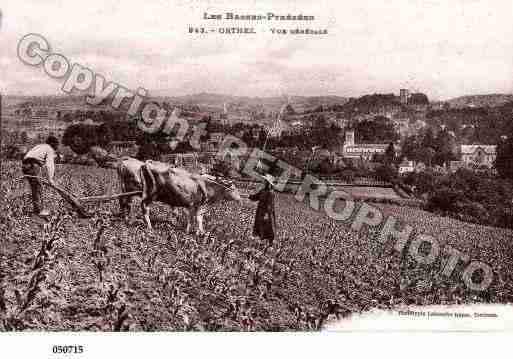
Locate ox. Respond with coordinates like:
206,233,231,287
116,158,242,234
116,157,145,218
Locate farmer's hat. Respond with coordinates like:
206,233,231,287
46,135,60,149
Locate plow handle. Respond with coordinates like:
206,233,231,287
22,175,91,218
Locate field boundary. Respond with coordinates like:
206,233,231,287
232,176,392,188
232,177,425,208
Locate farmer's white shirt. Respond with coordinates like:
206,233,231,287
24,144,56,167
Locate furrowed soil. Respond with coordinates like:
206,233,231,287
1,161,513,330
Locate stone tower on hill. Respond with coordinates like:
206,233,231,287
400,89,410,104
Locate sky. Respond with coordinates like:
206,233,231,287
1,0,512,100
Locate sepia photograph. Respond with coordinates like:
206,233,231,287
1,0,512,357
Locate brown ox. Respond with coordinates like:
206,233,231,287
117,158,242,234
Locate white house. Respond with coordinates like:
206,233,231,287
460,145,497,168
398,159,415,174
342,130,388,161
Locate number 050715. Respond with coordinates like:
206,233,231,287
52,345,84,354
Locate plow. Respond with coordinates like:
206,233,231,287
22,175,141,218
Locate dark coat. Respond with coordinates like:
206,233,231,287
248,184,276,242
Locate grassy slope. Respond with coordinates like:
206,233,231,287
1,162,512,330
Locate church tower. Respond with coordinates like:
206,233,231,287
345,130,355,146
400,89,410,104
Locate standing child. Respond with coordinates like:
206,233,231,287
248,174,277,247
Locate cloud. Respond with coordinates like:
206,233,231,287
2,0,513,99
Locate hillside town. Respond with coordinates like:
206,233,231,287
2,89,505,173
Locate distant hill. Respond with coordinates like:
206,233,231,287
3,93,349,113
2,95,88,108
445,94,513,109
153,92,349,112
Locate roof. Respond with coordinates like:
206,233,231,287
344,144,388,149
110,141,137,145
399,159,414,167
461,145,497,155
315,149,332,157
209,133,225,141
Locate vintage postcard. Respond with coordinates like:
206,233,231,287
1,0,512,356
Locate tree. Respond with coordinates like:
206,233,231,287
174,140,196,153
400,135,420,162
74,110,84,121
210,159,232,177
312,114,328,129
257,129,267,148
96,123,113,146
354,117,399,144
421,127,436,149
108,119,139,142
374,164,398,183
424,147,436,167
136,133,164,160
200,117,212,142
384,142,396,164
408,93,429,105
434,129,457,166
417,127,438,166
20,131,29,144
285,104,296,115
325,123,343,148
85,110,95,120
495,135,513,180
63,123,101,154
242,130,254,147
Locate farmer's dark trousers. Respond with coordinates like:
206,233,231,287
22,159,42,214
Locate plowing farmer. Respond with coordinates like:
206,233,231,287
249,174,277,247
22,135,60,217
